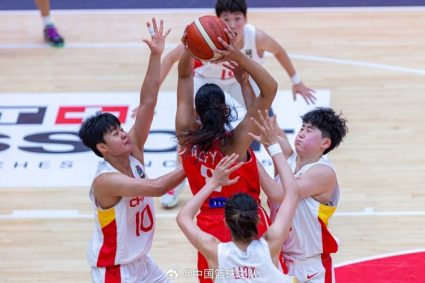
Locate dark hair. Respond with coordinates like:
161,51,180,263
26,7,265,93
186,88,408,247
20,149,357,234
182,83,237,151
215,0,247,17
225,193,259,243
301,107,348,155
78,112,121,157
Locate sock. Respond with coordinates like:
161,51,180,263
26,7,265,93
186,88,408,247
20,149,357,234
42,16,52,28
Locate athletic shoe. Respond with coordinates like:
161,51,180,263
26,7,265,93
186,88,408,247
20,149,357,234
44,24,64,47
160,180,186,209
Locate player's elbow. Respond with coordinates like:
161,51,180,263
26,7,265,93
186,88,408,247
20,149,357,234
269,78,278,94
268,191,284,204
261,78,277,98
176,211,187,231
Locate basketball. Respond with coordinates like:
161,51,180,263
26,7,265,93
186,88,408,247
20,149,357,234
186,15,230,61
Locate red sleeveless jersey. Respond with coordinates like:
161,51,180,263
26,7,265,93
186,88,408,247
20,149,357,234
181,142,262,212
180,141,270,241
181,141,271,282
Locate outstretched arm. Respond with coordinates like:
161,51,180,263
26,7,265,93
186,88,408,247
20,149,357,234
129,18,170,158
249,110,299,259
177,154,243,268
175,48,199,144
215,29,278,158
256,28,316,105
257,161,284,204
131,43,184,119
93,166,186,209
160,43,185,85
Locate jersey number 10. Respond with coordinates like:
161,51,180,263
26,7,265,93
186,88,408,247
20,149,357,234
135,205,154,236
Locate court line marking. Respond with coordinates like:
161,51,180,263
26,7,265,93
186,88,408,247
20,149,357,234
1,6,425,15
334,248,425,267
1,209,425,219
291,53,425,75
0,42,423,75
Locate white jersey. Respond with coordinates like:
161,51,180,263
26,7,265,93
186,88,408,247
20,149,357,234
87,155,155,267
276,153,340,260
193,23,263,107
216,238,295,283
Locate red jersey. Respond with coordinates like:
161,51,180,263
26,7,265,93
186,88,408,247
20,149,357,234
181,142,262,212
181,141,271,283
180,141,269,240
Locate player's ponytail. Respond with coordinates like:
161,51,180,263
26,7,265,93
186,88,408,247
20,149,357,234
183,83,237,151
225,193,259,243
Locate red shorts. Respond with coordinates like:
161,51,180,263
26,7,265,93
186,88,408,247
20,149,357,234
196,206,270,283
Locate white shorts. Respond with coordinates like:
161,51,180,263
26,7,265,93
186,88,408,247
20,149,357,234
284,254,335,283
91,255,169,283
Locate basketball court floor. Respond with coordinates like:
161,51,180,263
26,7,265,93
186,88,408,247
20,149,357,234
0,4,424,283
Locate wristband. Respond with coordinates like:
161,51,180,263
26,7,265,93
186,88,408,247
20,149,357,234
290,73,301,85
267,143,282,157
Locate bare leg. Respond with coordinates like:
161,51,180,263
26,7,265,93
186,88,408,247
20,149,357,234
34,0,50,17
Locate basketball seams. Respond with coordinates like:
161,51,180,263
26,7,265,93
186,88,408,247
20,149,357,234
187,15,229,61
194,18,222,59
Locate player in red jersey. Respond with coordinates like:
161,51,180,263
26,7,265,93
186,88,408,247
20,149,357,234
176,28,280,283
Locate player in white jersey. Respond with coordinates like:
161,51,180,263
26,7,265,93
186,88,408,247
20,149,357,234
176,115,301,283
254,108,348,283
78,19,186,283
160,0,316,209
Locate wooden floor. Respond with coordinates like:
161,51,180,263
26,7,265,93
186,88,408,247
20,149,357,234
1,7,425,283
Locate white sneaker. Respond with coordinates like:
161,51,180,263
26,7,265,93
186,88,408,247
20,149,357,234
160,179,186,209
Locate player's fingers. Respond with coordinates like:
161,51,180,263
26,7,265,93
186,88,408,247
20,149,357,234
248,132,261,142
302,94,310,105
271,115,278,127
223,28,236,39
228,161,243,173
222,153,238,168
264,112,275,130
216,155,229,168
224,167,239,179
219,155,232,168
158,19,163,34
217,37,230,48
222,62,235,71
164,28,171,37
142,39,152,47
227,176,240,185
257,110,268,127
152,18,158,33
147,23,156,37
250,117,266,132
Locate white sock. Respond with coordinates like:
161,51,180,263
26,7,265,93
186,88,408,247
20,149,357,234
42,16,52,27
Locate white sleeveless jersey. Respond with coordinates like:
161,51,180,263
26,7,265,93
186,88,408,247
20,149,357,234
87,155,155,267
194,23,263,81
216,238,295,283
193,24,263,108
276,153,340,260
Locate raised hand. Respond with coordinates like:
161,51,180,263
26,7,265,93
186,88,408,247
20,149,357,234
292,82,316,105
248,110,280,146
213,28,242,63
208,153,243,187
143,18,171,55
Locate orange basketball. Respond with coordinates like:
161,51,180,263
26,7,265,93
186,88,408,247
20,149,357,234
186,15,230,61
